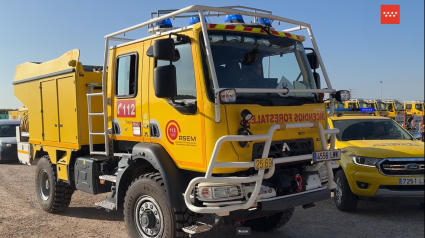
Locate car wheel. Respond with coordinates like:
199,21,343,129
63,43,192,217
124,172,196,238
35,155,74,213
334,170,358,212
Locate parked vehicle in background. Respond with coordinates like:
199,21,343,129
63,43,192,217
0,119,21,163
327,108,424,211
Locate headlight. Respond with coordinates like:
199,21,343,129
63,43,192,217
0,142,12,147
352,156,381,167
219,89,236,103
196,183,243,201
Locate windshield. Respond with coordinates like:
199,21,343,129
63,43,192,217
326,102,345,109
376,101,387,111
0,125,17,137
395,102,404,111
332,119,413,141
358,102,373,108
415,103,423,111
202,31,317,101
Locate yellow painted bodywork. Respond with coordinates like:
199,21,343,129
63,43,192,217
385,102,404,119
404,102,424,116
13,22,329,181
328,115,424,197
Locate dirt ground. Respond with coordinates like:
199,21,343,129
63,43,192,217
0,163,423,238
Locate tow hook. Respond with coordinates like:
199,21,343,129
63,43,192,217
295,174,303,192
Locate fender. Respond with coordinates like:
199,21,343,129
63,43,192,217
115,143,197,209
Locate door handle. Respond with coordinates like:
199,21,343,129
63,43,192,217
55,124,57,127
60,124,63,127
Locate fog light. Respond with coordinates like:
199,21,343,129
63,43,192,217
356,181,368,189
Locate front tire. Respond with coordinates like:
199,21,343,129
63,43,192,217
124,172,196,238
35,155,74,213
334,170,358,212
240,208,294,232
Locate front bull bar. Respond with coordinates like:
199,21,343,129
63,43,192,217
183,121,340,214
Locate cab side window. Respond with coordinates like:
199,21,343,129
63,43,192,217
156,44,197,100
115,53,138,97
406,104,412,109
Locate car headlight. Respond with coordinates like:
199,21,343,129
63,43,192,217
352,156,381,167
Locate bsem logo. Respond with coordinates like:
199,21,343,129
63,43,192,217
165,120,196,146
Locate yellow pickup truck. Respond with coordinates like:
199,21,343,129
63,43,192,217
327,109,424,211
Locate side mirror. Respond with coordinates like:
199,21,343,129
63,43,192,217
334,90,351,103
306,52,319,69
154,65,177,98
153,38,175,61
313,72,321,89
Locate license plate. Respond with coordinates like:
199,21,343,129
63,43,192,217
312,150,341,163
254,158,273,170
399,178,425,185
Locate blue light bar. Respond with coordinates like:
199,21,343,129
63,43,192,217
224,14,245,24
257,17,272,26
360,108,376,112
154,18,173,28
189,16,207,25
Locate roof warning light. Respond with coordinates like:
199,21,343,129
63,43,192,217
256,17,272,26
189,16,207,25
224,14,245,24
154,18,173,28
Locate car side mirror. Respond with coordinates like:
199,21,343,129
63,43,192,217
306,51,319,69
313,72,321,89
154,65,177,98
334,90,351,103
152,38,175,61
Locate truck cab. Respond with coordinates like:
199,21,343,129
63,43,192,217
383,99,404,120
13,6,349,237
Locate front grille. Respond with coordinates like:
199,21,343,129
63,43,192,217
378,158,424,176
252,139,314,160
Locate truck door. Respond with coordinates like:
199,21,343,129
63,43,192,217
111,50,143,142
149,31,206,170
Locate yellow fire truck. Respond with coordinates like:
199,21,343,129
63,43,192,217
13,6,348,237
383,99,404,120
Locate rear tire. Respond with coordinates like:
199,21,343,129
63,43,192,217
35,155,74,213
240,208,294,232
334,170,358,212
123,172,196,238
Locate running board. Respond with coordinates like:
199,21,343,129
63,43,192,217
95,197,116,211
99,175,117,183
182,222,213,235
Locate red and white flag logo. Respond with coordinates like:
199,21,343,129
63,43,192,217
381,5,400,24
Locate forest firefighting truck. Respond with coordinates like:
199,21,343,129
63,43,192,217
12,5,349,238
383,99,404,122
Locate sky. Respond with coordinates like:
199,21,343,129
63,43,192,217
0,0,423,108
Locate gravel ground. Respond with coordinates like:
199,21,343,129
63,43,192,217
0,163,423,238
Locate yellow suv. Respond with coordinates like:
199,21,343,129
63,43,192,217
327,110,424,211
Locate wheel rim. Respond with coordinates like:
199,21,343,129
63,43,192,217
134,195,164,238
38,169,50,201
335,177,342,205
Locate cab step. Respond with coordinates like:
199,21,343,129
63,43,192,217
99,175,117,183
182,222,213,235
95,197,116,211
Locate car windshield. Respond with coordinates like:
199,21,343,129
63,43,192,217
415,103,423,111
326,102,345,109
201,31,317,102
0,125,18,137
358,102,374,108
395,102,404,111
376,101,387,111
332,119,413,141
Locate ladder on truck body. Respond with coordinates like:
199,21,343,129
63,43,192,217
86,83,109,156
